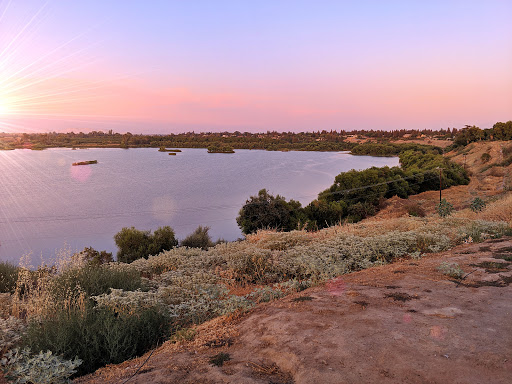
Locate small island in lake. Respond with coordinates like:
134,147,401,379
72,160,98,166
158,147,182,153
207,144,235,154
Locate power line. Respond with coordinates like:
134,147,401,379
0,168,443,225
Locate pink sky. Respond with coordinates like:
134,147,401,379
1,1,511,133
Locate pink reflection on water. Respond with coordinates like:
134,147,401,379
326,277,345,296
70,165,92,182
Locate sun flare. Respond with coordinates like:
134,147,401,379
0,97,9,116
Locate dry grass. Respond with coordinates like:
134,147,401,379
478,193,512,225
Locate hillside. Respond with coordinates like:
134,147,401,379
376,141,512,218
76,236,512,384
73,141,512,384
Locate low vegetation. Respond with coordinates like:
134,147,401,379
1,194,510,379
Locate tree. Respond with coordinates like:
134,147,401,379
148,226,179,255
236,189,304,234
304,199,347,229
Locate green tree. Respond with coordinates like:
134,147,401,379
236,189,304,234
304,199,347,229
148,226,178,255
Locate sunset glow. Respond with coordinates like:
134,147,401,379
1,1,511,133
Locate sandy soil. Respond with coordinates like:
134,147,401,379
76,237,512,384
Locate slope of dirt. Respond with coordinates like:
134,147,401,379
375,141,512,219
76,237,512,384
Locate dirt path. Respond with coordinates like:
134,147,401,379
77,237,512,384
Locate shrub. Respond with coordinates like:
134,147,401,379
470,197,486,212
437,199,454,217
114,226,178,263
480,152,491,163
1,348,82,384
181,226,213,250
23,305,169,376
0,262,19,293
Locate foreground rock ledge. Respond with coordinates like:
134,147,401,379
76,237,512,384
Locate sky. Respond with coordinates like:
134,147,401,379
0,0,511,134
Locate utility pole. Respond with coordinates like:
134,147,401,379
437,167,444,202
463,154,467,170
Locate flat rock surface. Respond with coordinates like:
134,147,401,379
77,238,512,384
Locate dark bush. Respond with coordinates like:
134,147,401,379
114,226,178,263
23,305,170,376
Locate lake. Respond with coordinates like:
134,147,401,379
0,148,399,264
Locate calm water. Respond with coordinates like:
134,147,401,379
0,148,398,263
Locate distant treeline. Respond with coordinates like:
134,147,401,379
237,147,469,232
451,121,512,147
0,127,456,151
1,120,509,154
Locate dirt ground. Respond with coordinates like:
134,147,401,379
76,237,512,384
